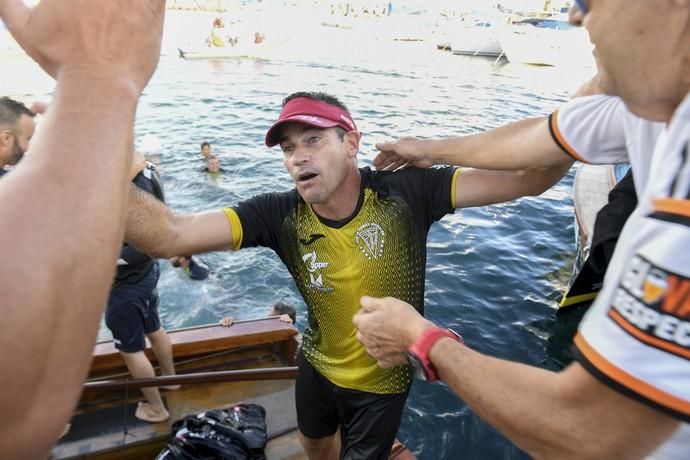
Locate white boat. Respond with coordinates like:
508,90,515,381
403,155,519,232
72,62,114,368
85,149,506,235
560,164,632,310
450,24,503,57
497,18,595,67
178,38,289,60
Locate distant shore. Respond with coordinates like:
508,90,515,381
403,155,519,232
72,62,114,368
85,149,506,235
167,0,229,12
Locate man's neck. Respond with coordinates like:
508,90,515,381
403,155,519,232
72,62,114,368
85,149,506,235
311,168,361,221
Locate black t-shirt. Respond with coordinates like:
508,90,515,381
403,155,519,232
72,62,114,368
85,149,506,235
115,164,165,286
229,166,457,393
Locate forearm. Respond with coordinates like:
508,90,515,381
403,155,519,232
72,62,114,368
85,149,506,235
431,340,677,459
455,162,573,208
430,117,571,170
125,188,235,258
0,75,138,455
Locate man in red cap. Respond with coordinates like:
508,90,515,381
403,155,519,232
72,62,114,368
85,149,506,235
124,91,568,459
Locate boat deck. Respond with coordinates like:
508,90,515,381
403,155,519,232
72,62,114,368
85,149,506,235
52,319,305,459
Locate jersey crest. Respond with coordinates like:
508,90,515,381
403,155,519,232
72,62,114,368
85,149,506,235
355,223,385,260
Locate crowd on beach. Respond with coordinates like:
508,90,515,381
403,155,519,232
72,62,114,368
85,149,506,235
0,0,688,459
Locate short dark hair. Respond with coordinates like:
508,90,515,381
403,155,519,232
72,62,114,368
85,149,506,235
282,92,350,114
0,97,34,130
200,141,211,150
271,302,297,324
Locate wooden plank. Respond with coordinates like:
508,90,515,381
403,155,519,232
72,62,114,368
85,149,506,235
90,318,298,374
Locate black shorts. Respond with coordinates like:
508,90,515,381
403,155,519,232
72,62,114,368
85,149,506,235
105,265,161,353
295,352,409,460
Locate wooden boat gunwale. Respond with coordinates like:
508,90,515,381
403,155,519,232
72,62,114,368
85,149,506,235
54,317,302,459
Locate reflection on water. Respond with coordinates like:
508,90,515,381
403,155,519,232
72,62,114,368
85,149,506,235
4,9,597,459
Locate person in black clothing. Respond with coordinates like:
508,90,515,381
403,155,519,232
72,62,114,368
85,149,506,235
204,154,225,174
106,160,178,423
124,92,568,459
169,255,210,280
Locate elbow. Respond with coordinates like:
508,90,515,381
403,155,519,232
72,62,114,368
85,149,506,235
152,245,179,259
513,169,550,197
521,164,570,197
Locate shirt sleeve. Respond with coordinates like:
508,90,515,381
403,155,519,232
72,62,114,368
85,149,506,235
549,95,629,164
380,166,458,229
223,191,297,252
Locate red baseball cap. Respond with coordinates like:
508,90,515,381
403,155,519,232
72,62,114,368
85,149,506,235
265,97,359,147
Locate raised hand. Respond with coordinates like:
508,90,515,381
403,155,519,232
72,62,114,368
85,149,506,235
353,296,434,368
373,137,436,171
0,0,165,94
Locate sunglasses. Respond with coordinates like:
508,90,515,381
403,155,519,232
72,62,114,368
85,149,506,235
574,0,589,14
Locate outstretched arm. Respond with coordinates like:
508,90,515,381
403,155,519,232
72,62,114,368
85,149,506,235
374,117,572,171
125,185,236,258
0,0,164,458
452,162,573,209
353,298,679,459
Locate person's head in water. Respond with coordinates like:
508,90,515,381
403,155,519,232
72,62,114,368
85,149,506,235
265,92,361,210
206,155,221,173
170,255,191,269
200,141,212,159
0,97,35,168
269,302,296,324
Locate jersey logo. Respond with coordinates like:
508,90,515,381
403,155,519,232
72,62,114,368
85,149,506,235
299,233,326,246
302,251,333,292
608,254,690,360
355,223,385,260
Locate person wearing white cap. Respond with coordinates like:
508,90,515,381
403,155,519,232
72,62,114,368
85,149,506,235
138,133,164,166
122,91,569,459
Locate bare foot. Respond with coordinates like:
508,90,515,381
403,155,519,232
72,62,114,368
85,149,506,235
135,401,169,423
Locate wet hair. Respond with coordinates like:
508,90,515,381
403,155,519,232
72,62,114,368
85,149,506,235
200,141,211,150
171,255,192,268
0,97,34,130
271,302,297,324
282,92,350,114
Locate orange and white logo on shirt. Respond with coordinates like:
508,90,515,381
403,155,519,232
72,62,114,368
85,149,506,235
609,255,690,359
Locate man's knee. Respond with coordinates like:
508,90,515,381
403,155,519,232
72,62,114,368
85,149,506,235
145,327,165,342
298,431,339,460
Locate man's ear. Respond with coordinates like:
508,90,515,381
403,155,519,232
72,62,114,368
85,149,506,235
0,129,12,148
345,130,361,158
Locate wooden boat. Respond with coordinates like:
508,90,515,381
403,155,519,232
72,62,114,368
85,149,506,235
52,317,415,459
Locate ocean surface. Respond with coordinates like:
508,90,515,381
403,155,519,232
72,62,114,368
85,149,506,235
3,7,597,459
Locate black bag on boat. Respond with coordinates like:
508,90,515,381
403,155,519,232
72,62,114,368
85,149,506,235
156,403,268,460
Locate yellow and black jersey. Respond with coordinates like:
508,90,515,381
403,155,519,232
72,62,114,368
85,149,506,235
224,166,459,394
